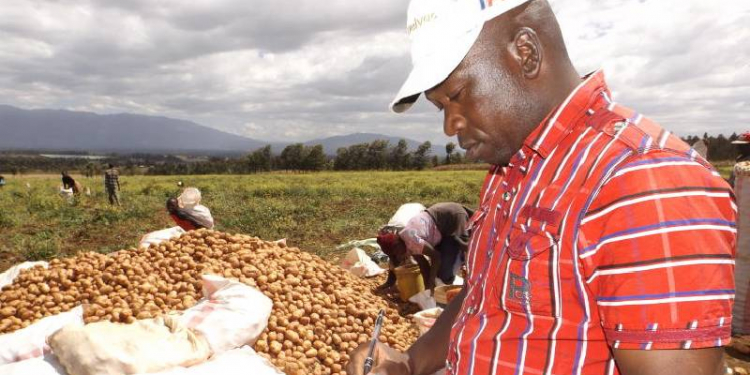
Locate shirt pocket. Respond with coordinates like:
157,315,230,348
499,223,559,317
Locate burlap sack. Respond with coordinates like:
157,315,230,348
48,315,211,375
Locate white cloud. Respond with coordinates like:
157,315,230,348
0,0,747,145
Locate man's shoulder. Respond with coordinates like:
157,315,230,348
586,104,714,169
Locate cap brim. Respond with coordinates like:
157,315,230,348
390,24,483,113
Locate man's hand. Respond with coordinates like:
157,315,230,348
346,287,467,375
345,341,411,375
374,283,399,295
614,347,725,375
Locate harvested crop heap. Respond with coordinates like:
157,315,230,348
0,230,419,375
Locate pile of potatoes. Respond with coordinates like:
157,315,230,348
0,229,419,375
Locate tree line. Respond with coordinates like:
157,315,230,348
147,140,466,175
681,133,742,162
0,133,742,175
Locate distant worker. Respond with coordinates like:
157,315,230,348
104,163,121,205
0,175,5,188
166,187,214,231
61,171,81,195
376,202,474,292
730,132,750,187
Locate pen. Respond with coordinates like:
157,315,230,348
363,309,386,375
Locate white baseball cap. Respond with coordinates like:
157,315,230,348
391,0,532,113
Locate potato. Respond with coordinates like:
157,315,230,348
0,230,420,375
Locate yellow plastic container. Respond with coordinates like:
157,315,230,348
394,264,425,302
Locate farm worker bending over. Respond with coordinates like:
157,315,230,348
347,0,735,374
61,171,82,195
729,131,750,187
166,187,214,231
376,202,473,292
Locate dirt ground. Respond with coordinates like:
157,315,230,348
727,336,750,373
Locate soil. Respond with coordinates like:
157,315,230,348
728,336,750,374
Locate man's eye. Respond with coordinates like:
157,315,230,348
448,88,464,101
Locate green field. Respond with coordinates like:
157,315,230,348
0,164,734,273
0,171,486,272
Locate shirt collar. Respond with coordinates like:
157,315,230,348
522,70,611,159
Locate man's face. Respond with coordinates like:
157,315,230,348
424,38,535,166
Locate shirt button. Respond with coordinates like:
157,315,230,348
503,192,512,201
467,306,476,314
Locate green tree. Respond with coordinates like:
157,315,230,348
334,147,350,170
303,144,327,171
366,140,389,170
247,145,273,173
412,141,432,170
389,139,409,170
279,143,305,171
445,142,456,164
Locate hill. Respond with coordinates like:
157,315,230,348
0,105,268,153
0,105,446,156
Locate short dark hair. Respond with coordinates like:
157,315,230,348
108,163,114,169
166,197,180,213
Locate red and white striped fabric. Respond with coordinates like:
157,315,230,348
446,71,736,375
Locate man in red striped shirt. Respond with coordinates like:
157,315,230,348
346,0,735,374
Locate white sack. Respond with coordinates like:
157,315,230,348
0,355,67,375
0,261,48,289
0,306,84,365
178,188,201,208
413,307,443,336
48,315,211,375
339,248,385,278
140,346,283,375
139,227,186,249
184,205,214,229
409,290,436,311
178,274,273,353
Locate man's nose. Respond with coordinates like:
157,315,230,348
444,110,466,136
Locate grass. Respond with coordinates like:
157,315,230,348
0,162,734,273
0,171,486,272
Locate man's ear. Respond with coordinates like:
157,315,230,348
511,27,542,79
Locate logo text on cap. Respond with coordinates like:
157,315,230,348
407,13,437,35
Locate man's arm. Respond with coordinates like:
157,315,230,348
419,243,440,291
377,269,397,290
406,286,464,374
614,348,725,375
345,287,466,375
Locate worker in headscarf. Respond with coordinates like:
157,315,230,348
376,202,473,292
730,131,750,187
165,188,214,230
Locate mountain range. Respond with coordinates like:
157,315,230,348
0,105,445,156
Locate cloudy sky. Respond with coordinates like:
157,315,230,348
0,0,747,144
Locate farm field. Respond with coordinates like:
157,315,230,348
0,170,486,272
0,165,735,273
1,167,747,371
